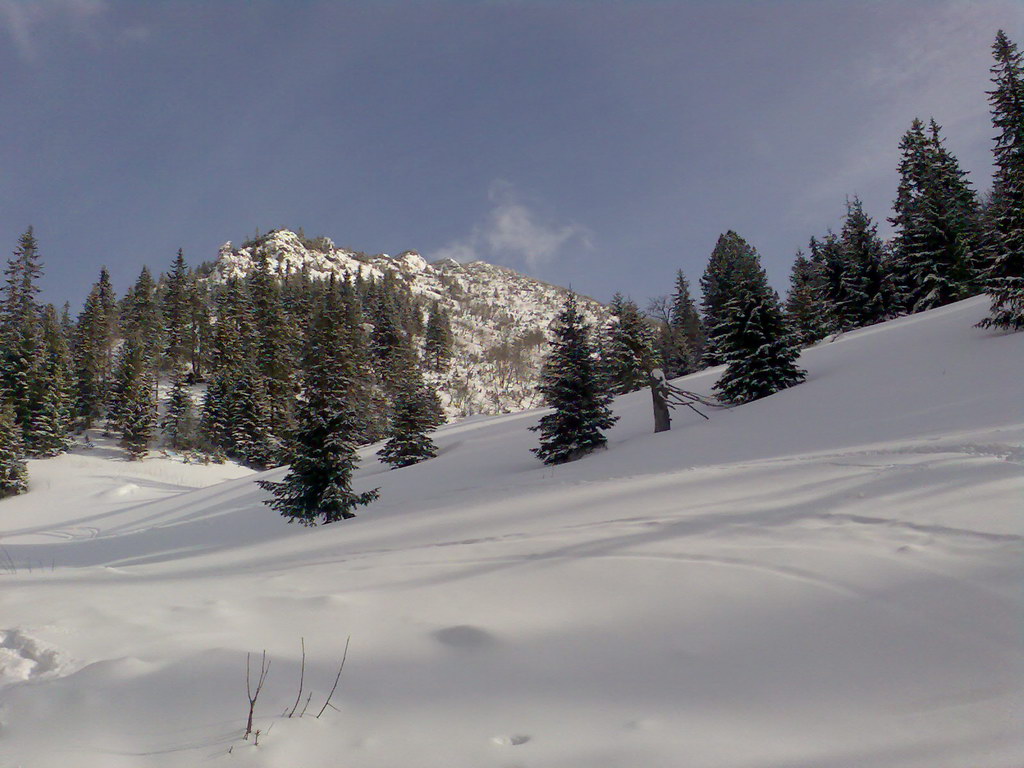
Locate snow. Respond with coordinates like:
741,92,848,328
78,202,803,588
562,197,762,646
213,228,609,418
1,295,1022,767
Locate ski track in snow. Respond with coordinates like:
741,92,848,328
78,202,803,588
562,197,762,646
0,296,1021,768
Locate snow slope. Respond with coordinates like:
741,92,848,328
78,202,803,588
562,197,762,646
0,295,1021,768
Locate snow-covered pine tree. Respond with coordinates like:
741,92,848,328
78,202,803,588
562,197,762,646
601,293,657,394
0,398,27,497
259,279,378,525
199,279,277,467
73,268,117,429
424,300,454,372
162,249,193,372
1,228,44,439
120,266,163,374
700,231,765,365
890,119,979,313
161,363,196,450
784,249,829,346
531,292,618,465
712,248,805,405
669,269,704,370
838,198,896,328
110,333,156,460
979,30,1024,331
26,305,75,457
377,345,441,469
248,250,296,445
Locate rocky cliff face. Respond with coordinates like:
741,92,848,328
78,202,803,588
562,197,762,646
213,229,608,418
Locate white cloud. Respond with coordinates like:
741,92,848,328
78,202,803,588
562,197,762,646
0,0,110,61
433,180,591,270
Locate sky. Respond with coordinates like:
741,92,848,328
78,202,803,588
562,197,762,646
1,0,1021,310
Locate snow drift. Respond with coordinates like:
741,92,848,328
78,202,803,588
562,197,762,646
0,295,1021,768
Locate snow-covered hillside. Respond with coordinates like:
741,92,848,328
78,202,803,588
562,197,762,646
214,229,608,417
1,296,1021,768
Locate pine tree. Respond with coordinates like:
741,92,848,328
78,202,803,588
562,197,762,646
73,268,117,428
199,279,277,467
601,294,657,394
259,280,378,525
109,334,156,460
120,266,163,377
248,250,296,443
531,292,618,465
161,364,196,450
0,398,27,498
1,228,44,437
713,288,806,405
700,231,766,365
377,346,441,468
709,243,805,404
980,30,1024,330
26,306,75,457
838,198,896,327
785,249,829,345
890,119,979,312
162,249,193,372
424,300,455,372
669,269,704,370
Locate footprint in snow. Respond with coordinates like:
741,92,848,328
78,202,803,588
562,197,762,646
433,625,495,649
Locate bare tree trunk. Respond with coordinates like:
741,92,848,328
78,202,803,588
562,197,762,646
649,370,672,433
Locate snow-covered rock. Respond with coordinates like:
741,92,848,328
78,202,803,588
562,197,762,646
213,229,609,418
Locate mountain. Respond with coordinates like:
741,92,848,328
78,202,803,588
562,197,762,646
1,296,1021,767
212,228,609,418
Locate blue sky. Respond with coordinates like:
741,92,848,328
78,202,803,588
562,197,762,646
1,0,1021,310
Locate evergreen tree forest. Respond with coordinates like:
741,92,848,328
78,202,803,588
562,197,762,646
532,30,1021,461
0,230,447,499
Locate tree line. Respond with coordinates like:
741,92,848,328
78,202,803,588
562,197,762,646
532,30,1024,465
0,238,454,509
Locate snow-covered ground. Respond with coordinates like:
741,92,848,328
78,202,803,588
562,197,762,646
1,295,1021,768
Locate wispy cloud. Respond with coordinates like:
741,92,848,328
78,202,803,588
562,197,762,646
791,0,1015,226
1,0,109,61
433,180,591,270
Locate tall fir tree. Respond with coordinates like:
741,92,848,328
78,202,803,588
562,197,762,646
700,231,766,365
259,279,378,525
531,292,618,465
73,268,117,428
161,364,196,450
109,333,156,460
979,30,1024,330
26,305,75,457
162,249,193,372
837,198,896,328
199,279,277,467
248,251,296,447
377,345,442,469
890,119,979,312
784,249,829,345
0,398,28,497
1,228,44,438
669,269,704,370
712,289,806,405
601,293,657,394
709,242,805,404
424,300,455,372
121,266,163,372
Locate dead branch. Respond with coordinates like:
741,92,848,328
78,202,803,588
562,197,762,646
245,650,271,739
287,637,305,718
317,636,350,719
